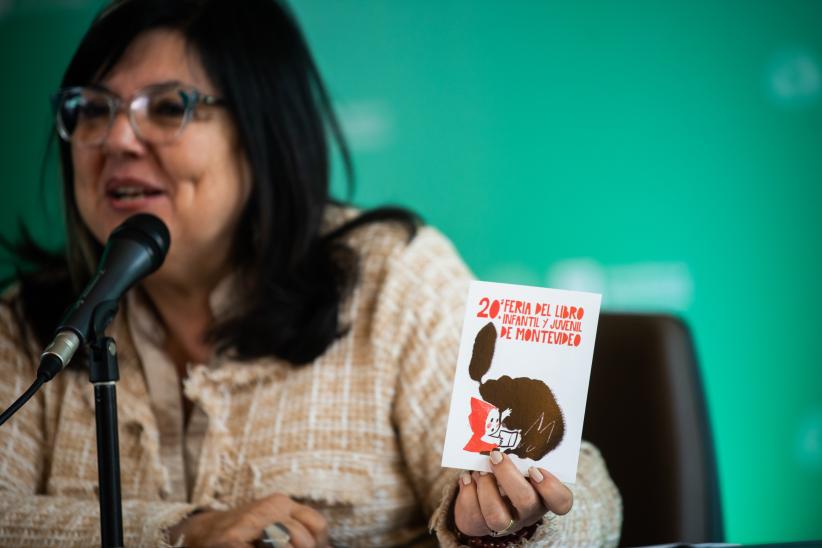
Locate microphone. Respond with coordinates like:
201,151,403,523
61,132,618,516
37,213,170,381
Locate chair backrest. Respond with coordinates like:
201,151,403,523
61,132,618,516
582,313,723,547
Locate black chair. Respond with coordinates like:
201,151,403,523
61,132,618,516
582,313,723,547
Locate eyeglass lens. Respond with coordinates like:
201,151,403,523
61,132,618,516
56,87,193,146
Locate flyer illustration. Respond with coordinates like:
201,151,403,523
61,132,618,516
441,281,601,483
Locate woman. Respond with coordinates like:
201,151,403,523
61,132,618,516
0,0,621,546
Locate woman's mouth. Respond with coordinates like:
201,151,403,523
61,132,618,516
107,185,164,201
105,178,167,210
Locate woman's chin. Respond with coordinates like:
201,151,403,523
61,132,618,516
99,199,173,238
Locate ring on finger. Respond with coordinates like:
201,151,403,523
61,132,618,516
261,521,291,547
490,518,516,537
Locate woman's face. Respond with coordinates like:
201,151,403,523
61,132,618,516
72,29,251,289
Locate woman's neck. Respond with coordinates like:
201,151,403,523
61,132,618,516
141,277,216,371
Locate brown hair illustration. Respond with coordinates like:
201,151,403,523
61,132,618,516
469,321,497,382
469,322,565,459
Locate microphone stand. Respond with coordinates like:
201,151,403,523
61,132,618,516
88,301,124,548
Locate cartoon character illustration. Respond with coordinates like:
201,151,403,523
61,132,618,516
463,397,522,453
463,321,565,459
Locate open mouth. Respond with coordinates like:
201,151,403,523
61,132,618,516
107,186,164,201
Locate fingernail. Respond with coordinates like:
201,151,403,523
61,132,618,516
528,466,544,483
489,450,503,465
461,472,472,486
479,471,489,476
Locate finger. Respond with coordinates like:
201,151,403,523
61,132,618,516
253,495,316,546
528,466,574,515
291,504,329,547
257,493,294,522
453,471,491,537
475,470,516,534
276,517,314,548
488,450,542,521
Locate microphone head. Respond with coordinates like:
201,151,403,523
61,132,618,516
55,213,171,344
109,213,171,272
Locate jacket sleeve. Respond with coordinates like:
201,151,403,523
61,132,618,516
377,229,622,547
0,294,196,547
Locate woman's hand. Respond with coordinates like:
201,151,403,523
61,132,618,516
168,493,329,548
454,450,573,538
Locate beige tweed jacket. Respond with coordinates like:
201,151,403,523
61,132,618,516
0,218,621,546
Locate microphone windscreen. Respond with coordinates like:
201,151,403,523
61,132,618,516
110,213,170,267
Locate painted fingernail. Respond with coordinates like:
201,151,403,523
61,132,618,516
528,466,544,483
461,472,472,486
489,450,503,465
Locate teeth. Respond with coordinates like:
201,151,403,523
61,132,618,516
110,186,159,199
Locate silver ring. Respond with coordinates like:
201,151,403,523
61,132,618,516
262,521,291,547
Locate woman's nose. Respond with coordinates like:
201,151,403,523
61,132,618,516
101,111,145,155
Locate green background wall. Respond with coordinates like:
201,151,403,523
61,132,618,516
1,1,820,543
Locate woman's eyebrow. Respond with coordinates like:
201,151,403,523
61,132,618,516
143,79,188,88
92,79,189,95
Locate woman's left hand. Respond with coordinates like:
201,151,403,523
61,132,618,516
453,450,574,538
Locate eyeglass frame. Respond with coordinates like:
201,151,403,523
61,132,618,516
51,81,227,147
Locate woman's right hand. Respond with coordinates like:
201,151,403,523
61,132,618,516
168,493,329,548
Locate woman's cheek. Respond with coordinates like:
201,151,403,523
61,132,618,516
73,182,105,243
71,149,105,238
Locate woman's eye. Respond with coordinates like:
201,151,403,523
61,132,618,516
150,99,186,119
78,100,110,120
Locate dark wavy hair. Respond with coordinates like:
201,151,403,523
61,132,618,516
10,0,417,364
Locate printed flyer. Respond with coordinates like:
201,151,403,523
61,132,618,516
441,281,601,484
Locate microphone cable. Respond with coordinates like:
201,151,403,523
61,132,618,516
0,353,62,426
0,374,47,426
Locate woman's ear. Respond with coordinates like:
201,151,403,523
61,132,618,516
468,321,496,382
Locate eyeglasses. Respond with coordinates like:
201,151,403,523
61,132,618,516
52,82,226,147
